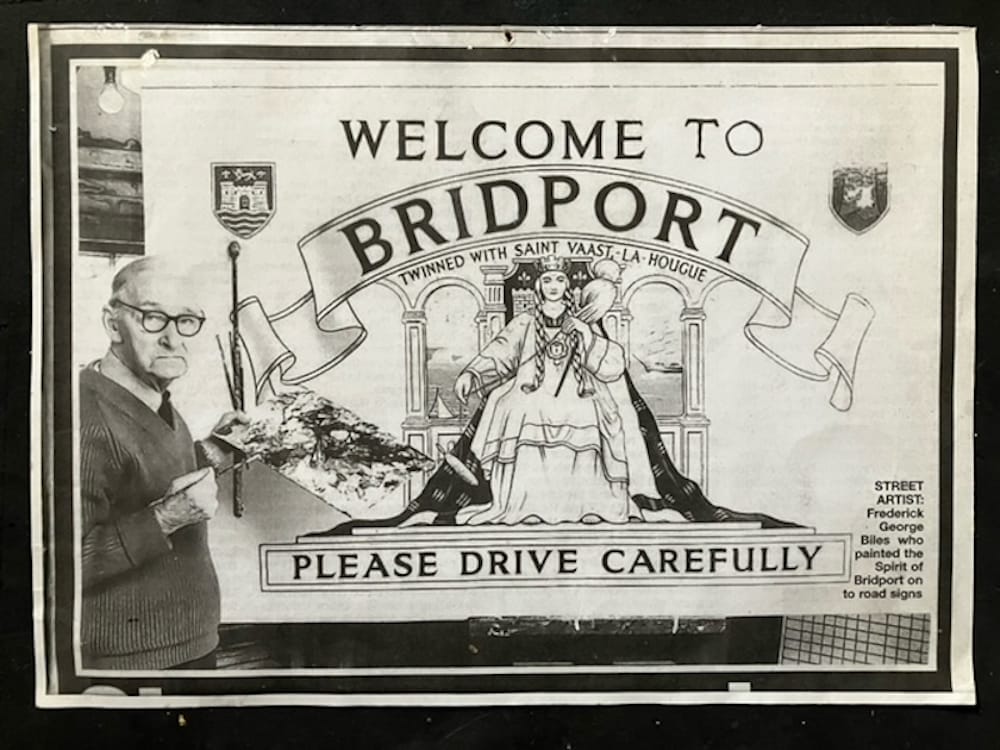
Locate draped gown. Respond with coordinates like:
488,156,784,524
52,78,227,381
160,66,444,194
456,311,658,525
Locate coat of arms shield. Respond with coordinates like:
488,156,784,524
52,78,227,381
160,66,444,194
830,164,889,234
212,163,276,239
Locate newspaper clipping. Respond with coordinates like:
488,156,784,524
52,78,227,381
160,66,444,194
29,25,977,706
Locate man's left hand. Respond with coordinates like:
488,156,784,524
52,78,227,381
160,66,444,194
211,410,250,438
199,411,250,471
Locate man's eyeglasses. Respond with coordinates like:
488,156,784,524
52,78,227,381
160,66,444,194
113,300,206,337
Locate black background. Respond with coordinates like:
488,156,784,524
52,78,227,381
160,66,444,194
1,1,997,747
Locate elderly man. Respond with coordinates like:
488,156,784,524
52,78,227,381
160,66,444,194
79,257,244,670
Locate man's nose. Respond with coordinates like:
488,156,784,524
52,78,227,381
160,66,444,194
158,323,184,349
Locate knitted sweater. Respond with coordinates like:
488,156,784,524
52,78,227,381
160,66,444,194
79,367,220,669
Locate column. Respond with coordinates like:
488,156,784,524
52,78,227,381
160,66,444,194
401,309,429,502
680,307,706,416
475,312,490,350
480,264,509,345
402,309,428,418
680,306,708,491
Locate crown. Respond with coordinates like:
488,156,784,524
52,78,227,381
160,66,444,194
538,255,570,273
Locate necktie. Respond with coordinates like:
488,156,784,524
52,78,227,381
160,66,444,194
158,390,174,429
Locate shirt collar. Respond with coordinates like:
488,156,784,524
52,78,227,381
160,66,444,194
97,349,164,414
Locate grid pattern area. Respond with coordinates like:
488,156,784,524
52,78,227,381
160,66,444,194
780,614,931,665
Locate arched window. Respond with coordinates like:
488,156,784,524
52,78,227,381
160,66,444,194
627,282,685,417
424,284,481,418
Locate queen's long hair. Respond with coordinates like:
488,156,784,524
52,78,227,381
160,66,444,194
521,277,593,397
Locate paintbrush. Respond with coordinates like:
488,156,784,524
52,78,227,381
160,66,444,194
215,334,238,410
169,456,259,495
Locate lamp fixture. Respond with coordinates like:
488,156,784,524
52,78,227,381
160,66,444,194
97,66,125,114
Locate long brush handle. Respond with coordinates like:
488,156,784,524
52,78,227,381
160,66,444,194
215,334,237,410
228,240,245,518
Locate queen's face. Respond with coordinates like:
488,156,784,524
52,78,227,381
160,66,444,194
539,271,569,302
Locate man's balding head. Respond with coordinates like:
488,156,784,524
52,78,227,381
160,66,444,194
109,257,201,309
103,257,205,389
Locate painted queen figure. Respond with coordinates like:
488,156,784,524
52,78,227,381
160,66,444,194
453,255,656,524
318,255,793,535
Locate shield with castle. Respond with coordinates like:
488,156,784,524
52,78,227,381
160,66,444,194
212,163,276,240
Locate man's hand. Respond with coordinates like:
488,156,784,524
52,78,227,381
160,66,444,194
211,410,249,438
199,410,250,471
152,467,219,536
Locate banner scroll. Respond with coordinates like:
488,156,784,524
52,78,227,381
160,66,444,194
236,166,874,409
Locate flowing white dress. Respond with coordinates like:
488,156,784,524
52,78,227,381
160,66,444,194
457,312,658,525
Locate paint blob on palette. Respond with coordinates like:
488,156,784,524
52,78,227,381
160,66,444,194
237,390,433,518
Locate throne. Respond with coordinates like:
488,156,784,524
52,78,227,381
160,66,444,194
400,256,709,501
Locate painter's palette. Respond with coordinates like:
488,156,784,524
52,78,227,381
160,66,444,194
228,390,433,518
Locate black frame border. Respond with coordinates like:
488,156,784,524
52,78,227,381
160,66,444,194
41,39,960,699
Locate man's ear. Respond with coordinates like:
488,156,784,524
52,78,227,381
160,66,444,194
102,306,124,344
